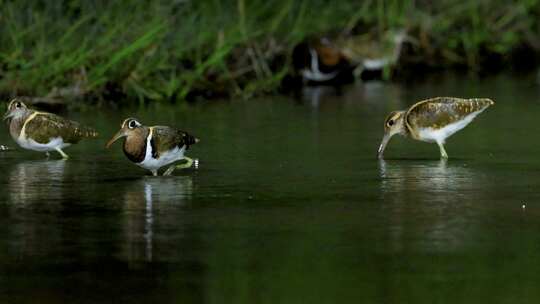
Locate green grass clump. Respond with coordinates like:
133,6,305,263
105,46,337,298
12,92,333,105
0,0,539,103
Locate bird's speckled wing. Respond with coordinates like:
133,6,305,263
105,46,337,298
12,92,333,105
25,112,98,144
405,97,494,134
151,126,198,157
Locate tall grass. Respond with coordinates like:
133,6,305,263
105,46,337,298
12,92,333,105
0,0,539,103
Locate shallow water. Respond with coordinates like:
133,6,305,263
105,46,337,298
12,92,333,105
2,73,540,303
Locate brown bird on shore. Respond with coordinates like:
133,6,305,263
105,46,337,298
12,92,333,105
106,118,199,176
377,97,494,159
3,99,98,159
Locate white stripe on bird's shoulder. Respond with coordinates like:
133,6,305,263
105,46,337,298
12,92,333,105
19,112,40,141
136,127,186,171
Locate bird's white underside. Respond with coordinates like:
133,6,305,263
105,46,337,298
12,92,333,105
301,48,339,82
137,128,186,171
417,108,487,144
16,136,70,152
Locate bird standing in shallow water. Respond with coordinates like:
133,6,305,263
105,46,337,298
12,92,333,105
3,99,98,159
106,118,199,176
377,97,494,159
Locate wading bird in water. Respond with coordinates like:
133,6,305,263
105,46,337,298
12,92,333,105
377,97,494,159
106,118,199,176
4,99,98,159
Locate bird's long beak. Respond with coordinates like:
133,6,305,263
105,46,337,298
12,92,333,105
106,129,127,148
3,111,13,121
377,133,392,159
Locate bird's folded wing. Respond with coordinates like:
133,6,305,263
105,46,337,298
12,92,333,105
152,126,192,156
26,113,97,144
406,97,493,131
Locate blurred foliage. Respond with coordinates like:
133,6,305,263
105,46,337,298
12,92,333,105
0,0,539,103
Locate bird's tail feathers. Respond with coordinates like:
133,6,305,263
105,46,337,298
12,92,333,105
74,126,99,138
184,133,199,149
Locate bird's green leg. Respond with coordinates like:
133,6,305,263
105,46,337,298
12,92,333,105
438,142,448,159
163,157,194,176
163,166,175,176
55,147,69,159
178,157,194,169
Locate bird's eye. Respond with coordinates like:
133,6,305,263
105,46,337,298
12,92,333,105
15,102,21,108
128,120,137,129
387,119,394,127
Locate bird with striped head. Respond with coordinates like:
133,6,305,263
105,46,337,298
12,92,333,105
377,97,494,159
3,98,98,159
106,118,199,176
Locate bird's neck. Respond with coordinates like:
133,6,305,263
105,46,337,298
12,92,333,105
123,128,150,163
395,119,410,138
9,110,33,140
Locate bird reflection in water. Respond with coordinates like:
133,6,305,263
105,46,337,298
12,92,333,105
300,86,341,108
6,160,66,257
123,176,193,263
299,80,404,111
379,158,462,193
378,159,481,252
9,160,66,204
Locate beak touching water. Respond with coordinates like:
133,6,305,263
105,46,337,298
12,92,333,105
106,129,127,148
377,133,392,159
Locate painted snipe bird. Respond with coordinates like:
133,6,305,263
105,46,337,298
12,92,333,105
4,99,98,159
377,97,494,159
106,118,199,176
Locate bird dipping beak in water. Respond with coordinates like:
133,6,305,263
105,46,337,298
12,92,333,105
377,97,494,159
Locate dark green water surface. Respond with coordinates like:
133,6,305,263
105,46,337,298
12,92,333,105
2,74,540,303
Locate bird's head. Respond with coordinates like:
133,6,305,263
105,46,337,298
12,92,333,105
106,118,144,148
4,98,29,121
377,110,405,159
